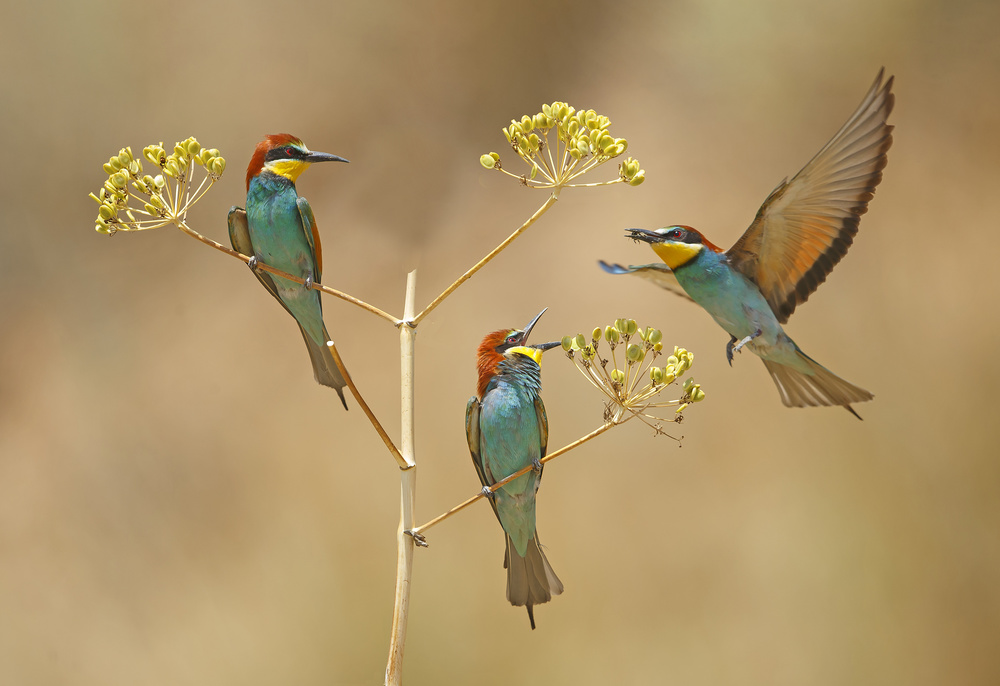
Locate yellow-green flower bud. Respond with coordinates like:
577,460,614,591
574,333,587,350
610,369,625,384
676,403,688,413
650,366,664,383
210,158,226,176
683,377,694,391
604,326,619,343
480,154,497,169
653,342,663,352
628,172,645,186
626,319,638,336
89,192,102,204
164,159,180,177
663,367,676,384
153,175,166,189
98,204,115,220
561,336,574,352
148,194,164,209
186,139,201,156
143,203,157,215
117,151,131,167
128,160,141,175
648,328,663,344
691,387,706,402
626,343,644,363
103,162,118,175
592,327,602,342
111,172,127,188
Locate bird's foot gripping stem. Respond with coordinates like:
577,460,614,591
247,255,259,272
531,457,543,474
481,486,496,499
728,329,762,362
404,529,429,548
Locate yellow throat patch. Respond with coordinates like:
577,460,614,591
268,159,311,183
507,345,544,365
651,241,703,270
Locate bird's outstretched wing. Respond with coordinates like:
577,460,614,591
296,197,323,282
726,68,895,324
598,260,693,302
228,206,292,315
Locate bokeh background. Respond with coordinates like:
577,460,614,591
2,0,998,684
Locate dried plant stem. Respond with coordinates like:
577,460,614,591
411,190,560,325
326,342,406,468
407,420,618,543
385,271,418,686
170,219,401,325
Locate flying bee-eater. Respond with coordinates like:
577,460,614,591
228,134,350,408
602,69,894,418
466,309,563,629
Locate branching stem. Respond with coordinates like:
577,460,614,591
411,190,560,325
407,421,618,541
169,219,401,325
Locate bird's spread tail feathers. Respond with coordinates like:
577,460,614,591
762,350,872,419
505,533,563,630
300,322,348,409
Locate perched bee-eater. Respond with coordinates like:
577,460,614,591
228,134,349,408
466,309,563,629
602,69,894,419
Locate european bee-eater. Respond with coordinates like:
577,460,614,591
602,69,894,418
228,134,350,408
466,309,563,629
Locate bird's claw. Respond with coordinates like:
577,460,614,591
731,329,762,356
304,275,314,289
726,335,737,366
247,255,259,272
481,486,495,499
404,530,429,548
531,457,543,474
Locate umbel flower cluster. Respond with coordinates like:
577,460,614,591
90,137,226,234
480,102,644,189
562,319,705,433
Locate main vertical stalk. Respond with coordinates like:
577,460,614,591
385,271,418,685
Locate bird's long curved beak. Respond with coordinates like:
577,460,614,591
625,228,662,244
304,151,350,164
521,308,548,343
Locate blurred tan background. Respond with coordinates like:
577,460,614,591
2,0,998,684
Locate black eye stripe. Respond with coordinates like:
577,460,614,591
264,145,304,162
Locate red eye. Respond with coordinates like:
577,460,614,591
284,146,295,156
506,335,518,344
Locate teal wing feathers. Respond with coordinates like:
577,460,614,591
228,206,294,315
466,396,501,521
598,260,693,302
296,196,323,282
